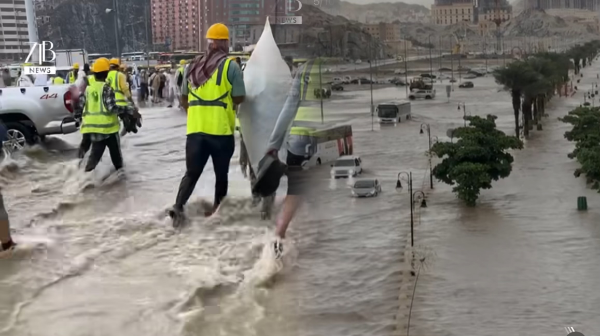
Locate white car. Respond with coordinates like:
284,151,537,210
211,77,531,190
330,155,363,178
408,89,436,100
351,178,382,197
0,84,78,149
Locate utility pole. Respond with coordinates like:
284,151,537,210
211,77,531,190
404,39,409,97
113,0,120,61
144,1,150,68
428,34,433,78
319,59,324,124
369,46,374,131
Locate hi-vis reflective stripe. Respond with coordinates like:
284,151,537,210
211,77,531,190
82,123,119,128
188,91,228,108
83,111,113,116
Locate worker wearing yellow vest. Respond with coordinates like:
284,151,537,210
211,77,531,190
67,63,79,83
107,58,134,107
168,22,246,226
77,63,98,160
73,57,140,172
52,75,65,85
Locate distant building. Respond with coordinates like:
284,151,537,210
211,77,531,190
431,0,476,25
151,0,200,51
522,0,600,11
363,23,401,41
0,0,37,63
431,0,512,26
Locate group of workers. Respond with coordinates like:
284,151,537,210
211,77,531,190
1,22,303,258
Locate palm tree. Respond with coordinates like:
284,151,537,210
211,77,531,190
525,56,563,129
494,62,538,138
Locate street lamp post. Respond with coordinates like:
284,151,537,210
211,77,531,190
369,54,374,132
106,1,120,61
404,39,409,97
420,124,434,189
458,102,468,126
428,34,433,78
319,58,324,124
144,3,150,68
396,172,428,248
396,171,414,247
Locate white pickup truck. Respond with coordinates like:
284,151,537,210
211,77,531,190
0,84,78,149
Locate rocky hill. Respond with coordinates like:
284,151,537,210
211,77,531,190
296,4,386,58
308,0,430,23
390,8,596,46
36,0,151,55
502,8,597,38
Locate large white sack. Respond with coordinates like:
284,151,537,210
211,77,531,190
238,19,292,175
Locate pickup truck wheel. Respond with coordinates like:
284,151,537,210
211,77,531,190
4,122,36,150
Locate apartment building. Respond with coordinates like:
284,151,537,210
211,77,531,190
523,0,600,11
0,0,36,62
363,22,401,41
151,0,200,51
431,0,476,25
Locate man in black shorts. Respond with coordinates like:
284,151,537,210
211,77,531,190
271,58,311,257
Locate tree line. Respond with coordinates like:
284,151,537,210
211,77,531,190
429,40,600,206
493,40,600,139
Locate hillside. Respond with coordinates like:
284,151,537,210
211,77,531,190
391,8,596,46
296,4,386,58
310,0,430,23
502,8,597,38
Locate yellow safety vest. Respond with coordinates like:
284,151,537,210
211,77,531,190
81,81,120,135
177,66,184,76
68,71,76,83
106,70,128,106
52,76,65,85
187,59,235,136
88,74,96,84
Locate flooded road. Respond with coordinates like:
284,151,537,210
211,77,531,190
1,62,600,336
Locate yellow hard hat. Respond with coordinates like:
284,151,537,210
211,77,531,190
206,23,229,40
109,58,120,66
73,63,80,69
92,58,110,73
179,59,186,65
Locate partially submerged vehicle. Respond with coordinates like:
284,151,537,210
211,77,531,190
351,178,382,197
377,100,411,124
409,78,433,91
408,89,436,100
330,155,363,178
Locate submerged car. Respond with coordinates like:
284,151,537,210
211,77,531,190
351,178,382,197
330,155,363,178
459,81,474,88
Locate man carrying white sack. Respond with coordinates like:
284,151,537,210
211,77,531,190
169,23,246,226
251,60,309,259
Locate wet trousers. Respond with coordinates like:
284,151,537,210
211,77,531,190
78,133,92,159
84,133,123,172
174,133,235,211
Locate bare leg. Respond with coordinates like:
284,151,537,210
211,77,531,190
275,195,301,239
0,191,15,250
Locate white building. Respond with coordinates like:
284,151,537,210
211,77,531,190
0,0,38,63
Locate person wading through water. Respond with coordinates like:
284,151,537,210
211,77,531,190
168,23,246,227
